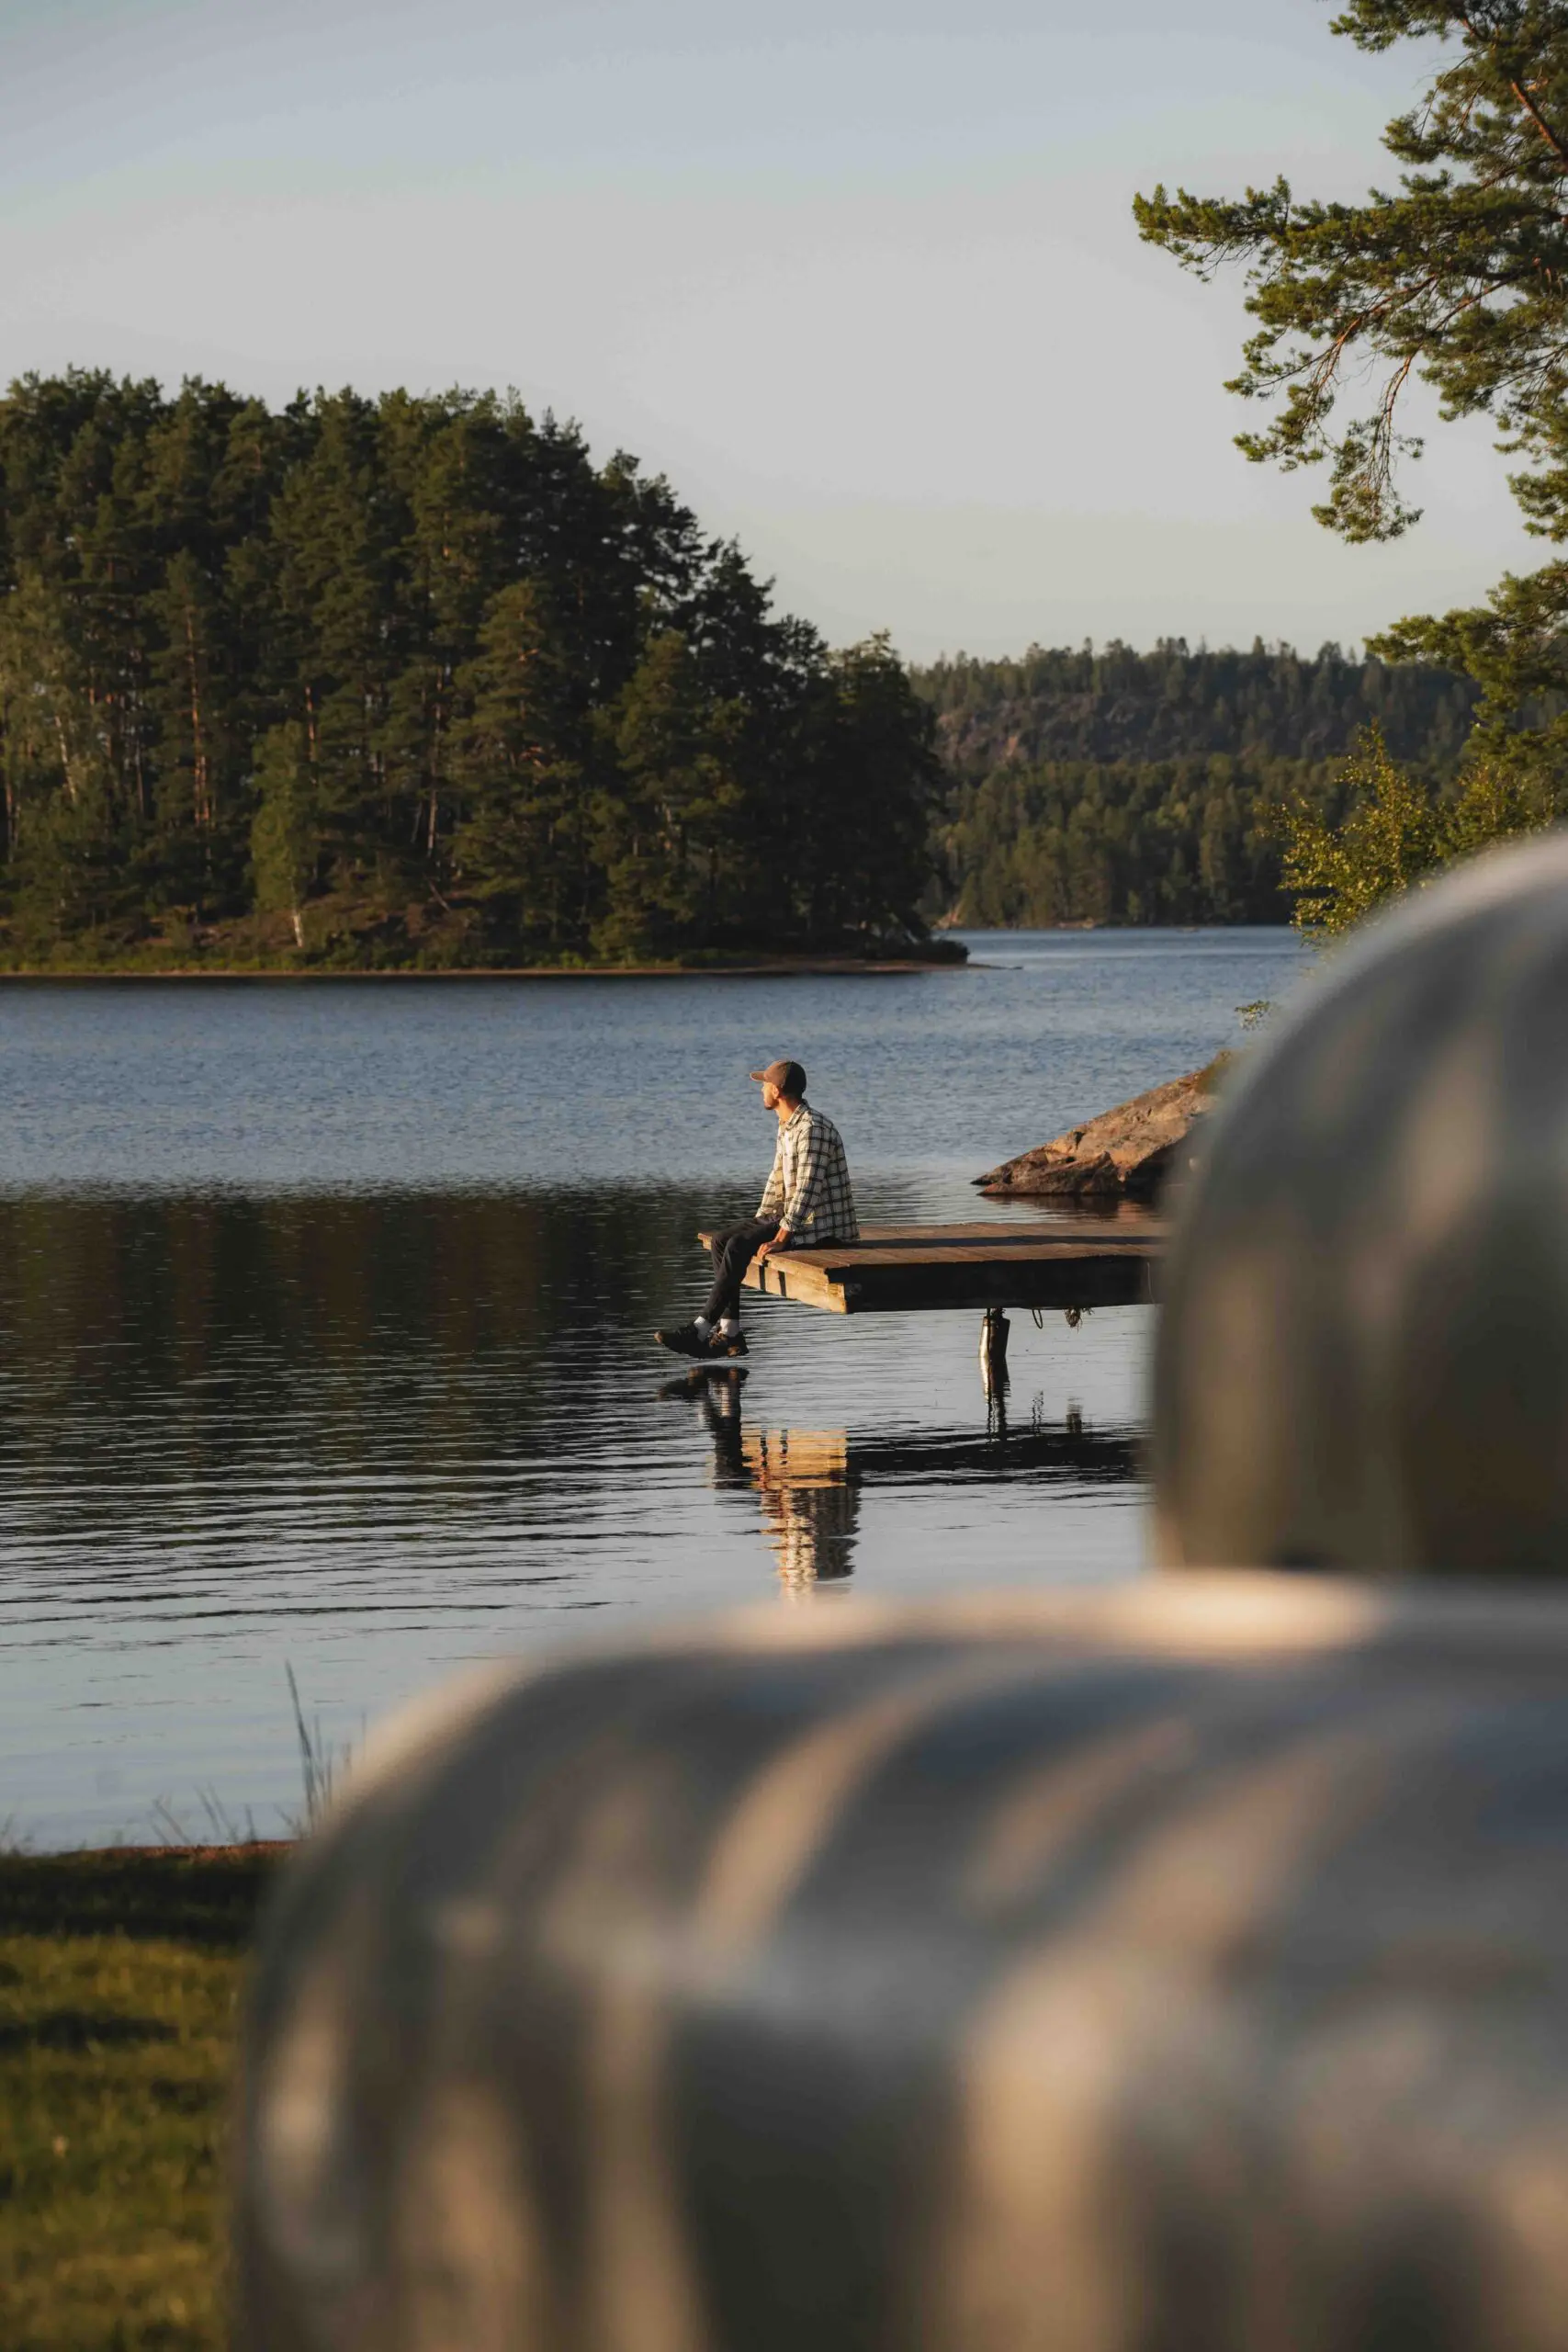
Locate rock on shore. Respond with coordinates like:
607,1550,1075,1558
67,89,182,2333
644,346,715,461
976,1066,1222,1200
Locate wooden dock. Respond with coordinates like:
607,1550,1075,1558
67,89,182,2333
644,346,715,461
697,1219,1167,1316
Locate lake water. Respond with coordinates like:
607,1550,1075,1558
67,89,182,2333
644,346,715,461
0,929,1308,1849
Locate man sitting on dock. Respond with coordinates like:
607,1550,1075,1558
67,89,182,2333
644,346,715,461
656,1058,858,1361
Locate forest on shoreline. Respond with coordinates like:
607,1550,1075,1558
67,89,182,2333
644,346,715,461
916,641,1480,927
0,370,1500,966
0,372,942,971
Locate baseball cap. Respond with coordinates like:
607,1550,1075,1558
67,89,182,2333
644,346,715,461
750,1057,807,1096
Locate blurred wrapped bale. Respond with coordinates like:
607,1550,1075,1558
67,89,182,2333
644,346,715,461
1154,831,1568,1573
238,1580,1568,2352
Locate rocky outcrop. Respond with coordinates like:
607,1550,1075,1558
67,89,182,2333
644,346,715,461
976,1065,1223,1200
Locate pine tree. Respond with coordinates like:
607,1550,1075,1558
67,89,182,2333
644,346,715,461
1135,2,1568,781
250,721,320,951
265,391,399,902
449,581,594,958
139,382,256,910
793,637,942,948
592,630,747,958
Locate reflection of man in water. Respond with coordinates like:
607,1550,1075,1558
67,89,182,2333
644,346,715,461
655,1057,858,1361
664,1370,861,1592
744,1428,858,1596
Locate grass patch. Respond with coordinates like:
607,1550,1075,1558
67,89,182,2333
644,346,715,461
0,1846,282,2351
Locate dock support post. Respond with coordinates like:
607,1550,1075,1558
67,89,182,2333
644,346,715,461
979,1307,1010,1396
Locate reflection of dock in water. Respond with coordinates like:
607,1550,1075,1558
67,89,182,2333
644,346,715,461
851,1415,1138,1486
743,1428,856,1596
660,1369,1139,1595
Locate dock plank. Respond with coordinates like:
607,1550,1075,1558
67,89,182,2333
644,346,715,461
789,1232,1161,1250
695,1222,1168,1316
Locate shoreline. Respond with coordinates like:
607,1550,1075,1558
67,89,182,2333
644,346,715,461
5,1838,295,1860
0,956,958,984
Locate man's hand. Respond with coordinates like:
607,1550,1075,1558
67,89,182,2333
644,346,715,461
755,1229,787,1261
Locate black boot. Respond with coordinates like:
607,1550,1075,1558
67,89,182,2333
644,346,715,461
654,1322,710,1359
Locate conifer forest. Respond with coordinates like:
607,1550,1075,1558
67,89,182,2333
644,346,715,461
0,371,943,968
0,370,1490,963
919,640,1479,927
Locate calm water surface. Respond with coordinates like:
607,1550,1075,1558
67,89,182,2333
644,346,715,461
0,930,1308,1847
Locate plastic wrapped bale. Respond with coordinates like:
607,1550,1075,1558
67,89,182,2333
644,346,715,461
237,1578,1568,2352
1154,831,1568,1575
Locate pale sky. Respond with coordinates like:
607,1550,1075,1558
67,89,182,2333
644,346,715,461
0,0,1540,658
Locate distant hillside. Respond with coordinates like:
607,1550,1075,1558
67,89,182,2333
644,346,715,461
913,641,1478,926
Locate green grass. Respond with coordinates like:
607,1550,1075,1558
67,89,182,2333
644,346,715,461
0,1846,282,2351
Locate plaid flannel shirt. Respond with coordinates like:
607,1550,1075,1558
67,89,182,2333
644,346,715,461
758,1101,859,1244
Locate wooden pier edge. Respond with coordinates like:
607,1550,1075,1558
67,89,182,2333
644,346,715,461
695,1220,1168,1317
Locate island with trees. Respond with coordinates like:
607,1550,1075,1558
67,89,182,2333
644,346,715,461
0,375,948,971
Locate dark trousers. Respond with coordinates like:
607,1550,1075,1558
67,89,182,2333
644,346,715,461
705,1218,781,1325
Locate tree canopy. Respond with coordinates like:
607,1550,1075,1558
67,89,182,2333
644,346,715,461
1135,2,1568,773
915,638,1478,925
0,372,945,968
